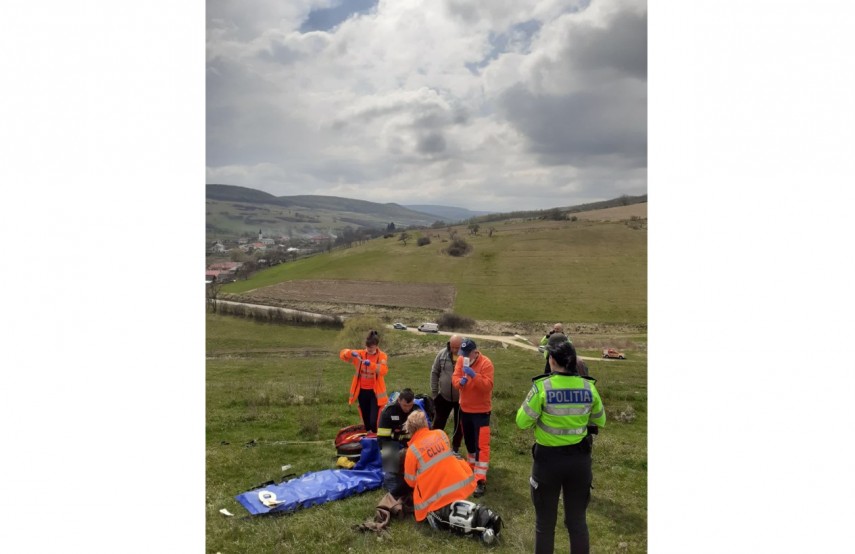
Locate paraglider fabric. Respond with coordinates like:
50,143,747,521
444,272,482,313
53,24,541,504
235,437,383,515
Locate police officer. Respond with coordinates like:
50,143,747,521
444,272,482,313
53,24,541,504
516,333,606,554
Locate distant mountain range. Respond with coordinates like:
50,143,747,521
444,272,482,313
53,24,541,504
206,184,440,238
403,205,492,222
205,183,647,239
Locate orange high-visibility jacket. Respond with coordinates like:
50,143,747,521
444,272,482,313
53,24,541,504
452,352,494,413
340,348,389,407
403,427,477,521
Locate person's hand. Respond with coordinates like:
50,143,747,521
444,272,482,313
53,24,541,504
459,376,469,387
351,351,359,358
363,359,371,367
463,366,476,378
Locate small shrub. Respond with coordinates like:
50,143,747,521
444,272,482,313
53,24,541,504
335,315,387,352
443,238,472,257
416,236,431,246
437,312,476,331
570,215,578,222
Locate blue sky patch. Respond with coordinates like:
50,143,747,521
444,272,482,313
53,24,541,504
300,0,378,33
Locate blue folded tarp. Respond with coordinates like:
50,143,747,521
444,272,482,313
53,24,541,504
236,437,383,516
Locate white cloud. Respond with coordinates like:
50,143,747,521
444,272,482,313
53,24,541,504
207,0,647,211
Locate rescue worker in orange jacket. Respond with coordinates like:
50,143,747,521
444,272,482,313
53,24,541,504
339,329,389,433
402,410,477,522
451,338,494,498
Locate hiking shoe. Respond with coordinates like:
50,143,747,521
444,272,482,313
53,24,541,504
474,481,486,497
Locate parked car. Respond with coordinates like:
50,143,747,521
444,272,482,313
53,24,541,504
602,348,626,360
393,322,407,330
417,322,439,333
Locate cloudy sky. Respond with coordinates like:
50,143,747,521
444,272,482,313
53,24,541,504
207,0,646,212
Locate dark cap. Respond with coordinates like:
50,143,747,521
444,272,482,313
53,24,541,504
459,338,477,355
546,332,570,353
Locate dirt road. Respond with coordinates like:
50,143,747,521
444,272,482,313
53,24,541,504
213,299,610,362
392,325,607,362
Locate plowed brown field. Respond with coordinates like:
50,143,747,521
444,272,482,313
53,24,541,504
243,279,456,310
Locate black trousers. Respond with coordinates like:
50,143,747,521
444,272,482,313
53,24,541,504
432,394,463,450
530,443,593,554
357,388,379,432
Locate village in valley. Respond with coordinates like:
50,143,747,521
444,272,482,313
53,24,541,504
205,229,326,283
206,223,403,283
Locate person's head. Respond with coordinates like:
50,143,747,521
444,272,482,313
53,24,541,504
448,334,463,356
458,338,479,362
398,388,415,413
546,333,577,373
547,323,564,337
365,329,380,354
403,409,428,434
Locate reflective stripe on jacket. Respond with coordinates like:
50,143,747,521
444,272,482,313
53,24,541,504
515,373,606,446
403,427,476,521
340,348,389,406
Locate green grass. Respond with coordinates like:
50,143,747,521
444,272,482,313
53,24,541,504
207,315,647,553
222,219,646,324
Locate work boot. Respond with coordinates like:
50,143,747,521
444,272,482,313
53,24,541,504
474,480,486,498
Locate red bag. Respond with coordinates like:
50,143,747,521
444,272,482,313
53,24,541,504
335,424,373,460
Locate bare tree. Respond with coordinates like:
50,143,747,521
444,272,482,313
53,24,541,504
398,231,411,246
235,260,257,280
207,280,223,313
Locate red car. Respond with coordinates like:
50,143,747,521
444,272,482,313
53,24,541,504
602,348,626,360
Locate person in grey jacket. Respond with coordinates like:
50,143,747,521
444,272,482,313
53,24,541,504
430,334,464,451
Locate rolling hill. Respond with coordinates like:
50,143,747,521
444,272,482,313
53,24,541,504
206,183,648,245
402,205,493,222
220,209,648,326
206,184,439,238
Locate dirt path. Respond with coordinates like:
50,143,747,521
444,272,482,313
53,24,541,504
392,325,610,362
213,299,619,362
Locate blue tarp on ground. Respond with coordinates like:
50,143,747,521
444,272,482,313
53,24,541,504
235,437,383,516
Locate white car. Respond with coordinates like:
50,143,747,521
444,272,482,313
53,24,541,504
417,323,439,333
393,323,407,330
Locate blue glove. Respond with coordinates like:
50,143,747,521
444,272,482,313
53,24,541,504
351,351,359,358
363,359,371,367
459,376,469,387
463,366,476,378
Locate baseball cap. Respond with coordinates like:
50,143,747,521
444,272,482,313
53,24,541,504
459,338,477,355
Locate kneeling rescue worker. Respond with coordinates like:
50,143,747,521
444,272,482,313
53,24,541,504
516,333,606,554
402,410,503,543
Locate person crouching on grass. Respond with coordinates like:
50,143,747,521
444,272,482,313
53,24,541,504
402,410,476,520
339,330,389,433
401,410,504,544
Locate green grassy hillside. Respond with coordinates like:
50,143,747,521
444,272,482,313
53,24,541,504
223,218,647,325
206,315,647,553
